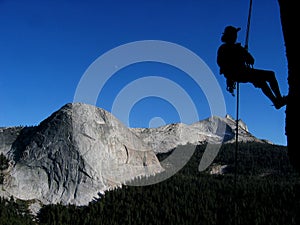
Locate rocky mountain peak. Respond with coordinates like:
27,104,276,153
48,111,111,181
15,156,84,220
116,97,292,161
0,103,268,207
131,113,265,154
1,103,163,206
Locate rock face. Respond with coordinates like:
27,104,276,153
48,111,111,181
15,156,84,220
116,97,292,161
131,114,267,154
0,103,163,206
0,103,267,206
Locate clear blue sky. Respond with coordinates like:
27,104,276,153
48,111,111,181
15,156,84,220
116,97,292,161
0,0,288,146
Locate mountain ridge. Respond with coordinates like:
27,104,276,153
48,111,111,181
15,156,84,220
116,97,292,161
0,103,163,206
0,102,271,208
130,113,270,154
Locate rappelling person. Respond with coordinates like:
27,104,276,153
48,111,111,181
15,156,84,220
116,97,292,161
217,25,287,109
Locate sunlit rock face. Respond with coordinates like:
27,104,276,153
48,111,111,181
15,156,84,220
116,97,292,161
0,103,163,206
131,114,266,154
0,103,266,206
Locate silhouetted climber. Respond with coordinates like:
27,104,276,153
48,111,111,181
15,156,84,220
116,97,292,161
217,25,287,109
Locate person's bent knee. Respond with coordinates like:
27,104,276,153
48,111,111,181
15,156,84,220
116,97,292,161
252,80,264,88
267,70,276,80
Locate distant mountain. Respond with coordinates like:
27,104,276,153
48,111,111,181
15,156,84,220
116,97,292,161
0,103,269,208
131,114,270,154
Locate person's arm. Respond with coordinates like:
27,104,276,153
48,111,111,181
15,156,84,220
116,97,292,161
217,45,228,74
243,47,255,66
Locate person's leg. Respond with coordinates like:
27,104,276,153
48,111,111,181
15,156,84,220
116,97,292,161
247,69,287,109
257,82,278,105
249,69,282,97
264,70,283,99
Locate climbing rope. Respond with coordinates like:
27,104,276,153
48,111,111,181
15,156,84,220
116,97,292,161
234,0,253,186
244,0,253,51
234,0,253,224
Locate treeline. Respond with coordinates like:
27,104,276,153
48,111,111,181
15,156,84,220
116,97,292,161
206,142,295,176
1,142,300,225
157,142,295,177
0,153,9,184
37,174,300,225
0,197,35,225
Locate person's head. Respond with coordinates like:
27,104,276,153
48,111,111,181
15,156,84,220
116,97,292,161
221,26,241,43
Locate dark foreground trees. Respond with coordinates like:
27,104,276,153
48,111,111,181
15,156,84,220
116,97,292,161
37,143,300,224
1,143,300,225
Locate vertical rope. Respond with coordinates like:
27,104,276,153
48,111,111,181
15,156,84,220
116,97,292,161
234,1,253,224
244,0,253,51
234,82,239,225
235,83,239,186
234,0,253,190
